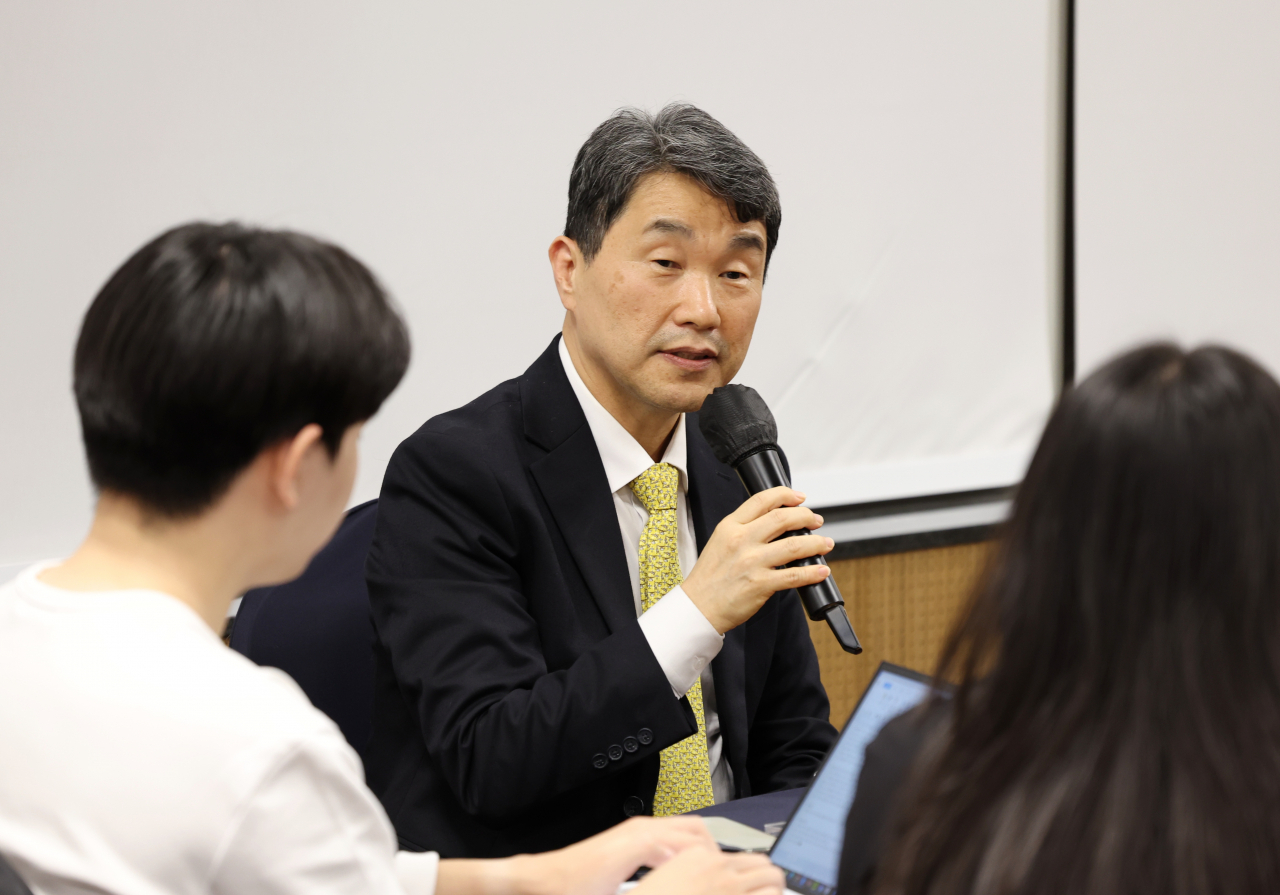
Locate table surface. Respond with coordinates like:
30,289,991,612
686,787,805,833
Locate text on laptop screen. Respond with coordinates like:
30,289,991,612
769,666,933,895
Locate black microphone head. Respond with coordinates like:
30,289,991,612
698,384,779,468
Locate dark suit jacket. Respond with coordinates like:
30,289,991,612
838,699,949,893
364,336,836,857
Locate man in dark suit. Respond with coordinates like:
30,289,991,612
365,103,839,858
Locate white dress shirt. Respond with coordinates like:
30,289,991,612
559,338,733,804
0,565,439,895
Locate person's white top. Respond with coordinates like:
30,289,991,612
558,338,733,804
0,564,440,895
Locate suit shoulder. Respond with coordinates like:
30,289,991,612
396,376,524,459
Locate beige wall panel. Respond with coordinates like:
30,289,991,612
808,542,993,729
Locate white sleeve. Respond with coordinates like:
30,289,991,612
395,852,441,895
211,734,439,895
637,585,725,697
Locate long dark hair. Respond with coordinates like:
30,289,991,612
873,343,1280,895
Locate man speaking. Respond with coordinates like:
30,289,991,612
366,104,838,858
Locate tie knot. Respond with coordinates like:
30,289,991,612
629,463,679,513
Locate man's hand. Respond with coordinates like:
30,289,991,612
633,848,786,895
681,486,834,634
503,816,719,895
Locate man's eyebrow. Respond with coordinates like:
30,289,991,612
644,218,695,238
729,232,766,253
643,219,765,254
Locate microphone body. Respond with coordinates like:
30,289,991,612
698,383,863,655
734,449,863,654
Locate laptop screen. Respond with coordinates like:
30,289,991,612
768,663,935,895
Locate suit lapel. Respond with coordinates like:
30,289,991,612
523,338,635,635
687,413,753,796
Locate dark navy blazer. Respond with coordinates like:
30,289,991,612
364,336,837,857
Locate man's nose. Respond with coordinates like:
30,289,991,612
674,273,721,330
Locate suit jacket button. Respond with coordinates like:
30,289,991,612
623,795,645,817
592,753,608,769
608,744,624,761
637,728,654,745
623,736,639,753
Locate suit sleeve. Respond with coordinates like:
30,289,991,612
366,427,694,819
744,591,839,792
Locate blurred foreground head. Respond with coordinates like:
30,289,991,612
74,222,410,517
879,343,1280,895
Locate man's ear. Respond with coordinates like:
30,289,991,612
267,424,326,511
548,235,583,311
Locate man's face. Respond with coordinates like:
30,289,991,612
560,172,767,417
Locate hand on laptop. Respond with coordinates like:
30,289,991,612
500,815,718,895
634,848,786,895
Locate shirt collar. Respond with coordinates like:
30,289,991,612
558,336,689,495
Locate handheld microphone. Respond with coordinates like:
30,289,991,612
698,385,862,655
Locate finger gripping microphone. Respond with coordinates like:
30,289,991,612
698,385,862,655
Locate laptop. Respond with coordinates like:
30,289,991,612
768,662,939,895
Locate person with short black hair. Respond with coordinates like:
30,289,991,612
364,103,838,858
839,343,1280,895
0,222,779,895
73,223,412,518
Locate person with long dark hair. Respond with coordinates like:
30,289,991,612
840,342,1280,895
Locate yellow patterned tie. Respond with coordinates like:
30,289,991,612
630,462,716,815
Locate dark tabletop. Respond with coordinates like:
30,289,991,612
687,788,805,832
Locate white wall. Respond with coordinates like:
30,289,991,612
1077,0,1280,378
748,1,1060,506
0,1,1059,573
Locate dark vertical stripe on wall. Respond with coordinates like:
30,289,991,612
1061,0,1077,386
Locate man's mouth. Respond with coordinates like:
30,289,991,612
660,348,718,371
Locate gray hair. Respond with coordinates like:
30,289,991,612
564,103,781,269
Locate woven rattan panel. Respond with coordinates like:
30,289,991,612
806,541,993,729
